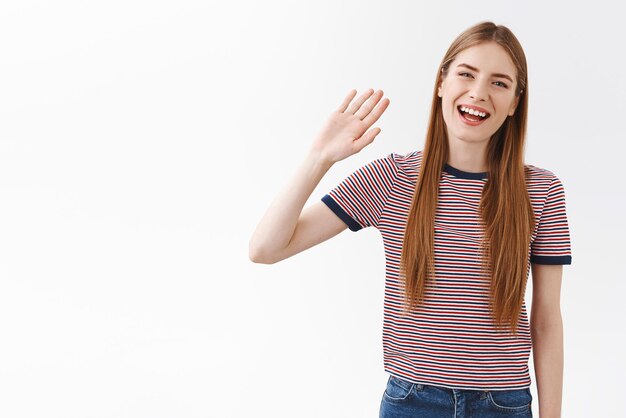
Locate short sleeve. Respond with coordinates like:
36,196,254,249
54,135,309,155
321,153,398,231
530,174,572,265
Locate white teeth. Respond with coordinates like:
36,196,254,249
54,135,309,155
460,106,487,118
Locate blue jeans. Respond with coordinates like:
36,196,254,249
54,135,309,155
380,375,533,417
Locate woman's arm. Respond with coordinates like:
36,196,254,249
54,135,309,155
530,263,564,418
248,89,390,264
248,152,345,264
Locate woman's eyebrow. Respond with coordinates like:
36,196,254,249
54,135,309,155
456,63,513,83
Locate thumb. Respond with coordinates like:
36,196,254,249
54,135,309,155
354,127,381,152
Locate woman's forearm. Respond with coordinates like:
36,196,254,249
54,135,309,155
531,318,564,418
248,150,333,263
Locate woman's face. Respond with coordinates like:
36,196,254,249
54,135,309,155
438,41,520,146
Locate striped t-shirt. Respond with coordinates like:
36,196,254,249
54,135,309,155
321,149,572,391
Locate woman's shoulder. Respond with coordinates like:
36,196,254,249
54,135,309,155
384,149,423,177
524,163,565,192
524,163,555,176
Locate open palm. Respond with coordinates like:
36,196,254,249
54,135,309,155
310,89,390,164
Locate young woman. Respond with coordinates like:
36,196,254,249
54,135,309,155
249,21,572,418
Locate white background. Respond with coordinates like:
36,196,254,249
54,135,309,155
0,1,624,417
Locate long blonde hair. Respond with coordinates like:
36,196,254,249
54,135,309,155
400,21,533,335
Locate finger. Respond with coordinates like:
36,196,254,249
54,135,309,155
352,127,381,153
337,89,357,113
355,89,383,120
362,98,391,127
345,88,375,114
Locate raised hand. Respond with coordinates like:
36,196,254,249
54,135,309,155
309,88,390,164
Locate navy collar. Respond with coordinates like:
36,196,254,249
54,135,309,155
443,163,488,180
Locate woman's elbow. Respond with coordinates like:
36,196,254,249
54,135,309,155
248,243,277,264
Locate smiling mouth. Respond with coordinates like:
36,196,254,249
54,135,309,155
457,105,490,122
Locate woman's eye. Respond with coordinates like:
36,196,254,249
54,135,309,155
459,72,508,88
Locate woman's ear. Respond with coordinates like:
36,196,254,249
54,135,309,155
509,94,520,116
438,68,446,98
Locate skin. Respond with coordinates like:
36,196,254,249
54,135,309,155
437,41,520,173
531,264,565,418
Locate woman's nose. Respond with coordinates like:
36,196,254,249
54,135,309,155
469,81,489,101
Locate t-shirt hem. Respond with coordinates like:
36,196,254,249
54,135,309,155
384,369,531,391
